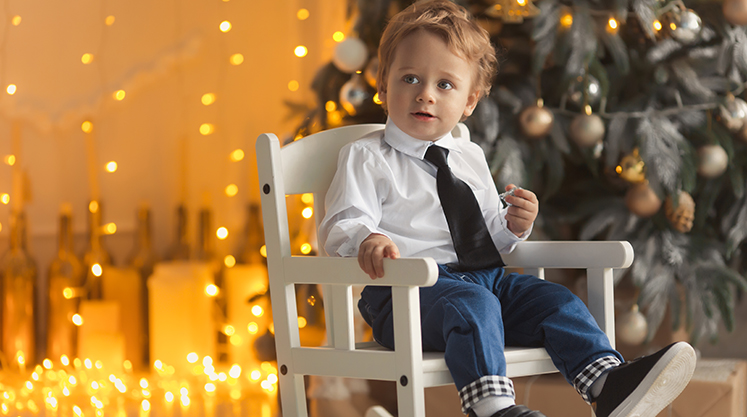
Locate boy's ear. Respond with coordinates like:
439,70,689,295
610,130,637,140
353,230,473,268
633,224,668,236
462,89,481,118
378,85,387,103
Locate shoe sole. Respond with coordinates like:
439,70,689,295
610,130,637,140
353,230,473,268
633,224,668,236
607,342,697,417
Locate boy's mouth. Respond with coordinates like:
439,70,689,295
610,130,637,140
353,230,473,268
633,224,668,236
412,111,435,119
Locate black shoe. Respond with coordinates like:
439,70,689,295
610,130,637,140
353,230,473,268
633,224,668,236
468,404,547,417
593,341,696,417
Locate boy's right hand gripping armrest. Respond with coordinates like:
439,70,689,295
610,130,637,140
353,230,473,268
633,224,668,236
283,256,439,287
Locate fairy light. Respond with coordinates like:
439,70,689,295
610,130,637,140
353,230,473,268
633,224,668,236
560,13,573,28
325,101,337,112
250,370,261,381
288,80,299,91
229,149,244,162
81,120,93,133
294,45,308,57
374,93,382,105
230,334,243,346
298,317,307,328
251,305,264,317
186,352,198,363
225,184,238,197
43,359,53,369
199,123,215,135
204,383,216,393
141,400,150,411
297,9,310,20
113,90,125,100
301,193,314,204
670,22,677,31
63,287,74,299
205,284,219,297
260,245,267,257
608,17,618,31
302,207,313,219
61,355,70,366
81,53,94,64
84,359,93,369
216,227,228,240
1,194,9,205
653,20,662,31
333,31,345,42
219,21,232,32
224,255,236,268
139,378,148,389
6,84,16,95
229,53,244,65
300,243,312,254
12,16,21,26
201,93,216,105
105,15,115,25
4,155,15,165
229,365,241,379
91,263,103,277
105,161,118,172
224,325,236,336
89,200,99,213
165,392,175,403
247,322,259,334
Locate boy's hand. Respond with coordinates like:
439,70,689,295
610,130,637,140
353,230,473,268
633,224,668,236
504,184,538,237
358,233,400,279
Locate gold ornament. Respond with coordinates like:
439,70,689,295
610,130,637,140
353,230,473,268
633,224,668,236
485,0,540,23
697,144,729,178
518,99,554,139
569,110,605,147
664,191,695,233
718,94,747,132
625,181,662,218
616,148,646,184
616,304,648,346
723,0,747,26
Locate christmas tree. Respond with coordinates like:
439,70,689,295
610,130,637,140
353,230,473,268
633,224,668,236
291,0,747,345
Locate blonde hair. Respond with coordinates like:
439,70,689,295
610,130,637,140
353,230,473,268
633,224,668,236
377,0,497,110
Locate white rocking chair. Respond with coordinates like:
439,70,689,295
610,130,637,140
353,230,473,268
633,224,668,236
256,123,634,417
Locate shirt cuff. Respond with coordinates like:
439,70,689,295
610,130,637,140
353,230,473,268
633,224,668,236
335,225,391,257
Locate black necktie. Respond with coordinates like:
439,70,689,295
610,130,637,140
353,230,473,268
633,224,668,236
425,145,504,271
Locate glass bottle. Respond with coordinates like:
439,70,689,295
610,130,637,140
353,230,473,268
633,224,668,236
126,204,158,366
82,201,111,300
165,205,190,261
2,210,37,368
47,206,84,360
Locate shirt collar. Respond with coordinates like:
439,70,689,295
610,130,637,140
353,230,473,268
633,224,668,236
384,118,461,160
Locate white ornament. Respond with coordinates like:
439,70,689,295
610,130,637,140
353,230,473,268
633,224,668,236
333,37,369,73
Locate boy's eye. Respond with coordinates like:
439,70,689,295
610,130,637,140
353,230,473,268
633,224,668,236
438,81,454,90
403,75,419,84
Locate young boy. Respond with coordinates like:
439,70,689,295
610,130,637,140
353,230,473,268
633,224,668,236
318,1,696,416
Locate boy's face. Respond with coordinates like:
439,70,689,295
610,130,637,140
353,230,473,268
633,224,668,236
379,29,480,142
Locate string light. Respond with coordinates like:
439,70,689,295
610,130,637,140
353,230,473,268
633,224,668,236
216,227,228,240
103,222,117,234
225,184,238,196
113,90,125,100
105,161,118,172
92,263,103,276
1,193,9,205
301,193,314,204
297,9,310,20
81,53,94,64
72,314,83,326
224,255,236,268
251,305,264,317
12,16,21,26
247,322,259,334
229,53,244,65
199,123,214,135
89,200,99,213
288,80,299,91
333,31,345,42
229,149,244,162
300,243,312,254
205,284,219,297
219,21,232,32
3,155,15,166
81,120,93,133
201,93,216,105
560,13,573,28
6,84,16,95
297,317,307,328
301,207,313,219
105,15,115,26
325,101,337,112
608,17,618,32
186,352,199,363
653,20,662,31
373,93,382,105
294,45,308,57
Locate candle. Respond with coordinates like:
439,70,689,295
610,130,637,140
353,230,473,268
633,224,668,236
103,267,146,371
77,300,126,372
225,264,268,365
148,261,216,374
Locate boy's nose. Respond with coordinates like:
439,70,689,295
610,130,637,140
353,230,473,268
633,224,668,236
416,87,435,103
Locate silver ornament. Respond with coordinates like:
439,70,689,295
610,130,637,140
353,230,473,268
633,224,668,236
567,75,602,108
718,96,747,132
697,144,729,178
669,9,702,44
339,75,372,116
616,305,648,346
569,113,605,147
518,103,554,139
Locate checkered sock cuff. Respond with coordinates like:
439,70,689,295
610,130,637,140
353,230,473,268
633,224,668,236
573,355,621,404
458,375,515,414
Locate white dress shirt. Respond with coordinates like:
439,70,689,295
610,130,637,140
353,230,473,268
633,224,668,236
318,119,531,265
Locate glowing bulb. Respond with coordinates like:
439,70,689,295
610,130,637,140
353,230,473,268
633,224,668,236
203,356,213,367
250,370,261,381
105,15,115,25
517,0,527,4
201,93,216,105
267,373,278,384
294,45,308,57
224,325,235,336
225,184,238,197
199,123,215,135
229,149,244,161
216,227,228,240
300,243,312,254
186,352,198,363
43,359,53,369
81,120,93,133
142,400,150,411
333,31,345,42
670,22,677,31
63,287,74,299
105,161,118,172
140,378,149,389
84,358,93,369
4,155,15,166
302,207,313,219
91,263,103,277
81,53,94,64
123,360,133,371
325,101,337,112
204,383,216,393
374,93,383,105
12,16,21,26
72,314,83,326
61,355,70,366
229,365,241,378
224,255,236,268
260,245,267,258
298,316,307,328
608,17,618,30
220,21,232,32
230,334,243,346
1,194,9,205
165,392,174,402
288,80,299,91
653,20,662,31
230,53,244,65
113,90,125,100
248,322,259,334
251,305,264,317
560,13,573,28
301,193,314,204
6,84,16,95
181,396,190,407
297,9,309,20
205,284,219,296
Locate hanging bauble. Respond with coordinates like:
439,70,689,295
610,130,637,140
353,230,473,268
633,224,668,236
668,9,702,44
723,0,747,26
616,305,648,346
518,99,554,139
664,191,695,233
625,181,662,218
616,148,646,184
333,37,369,73
697,144,729,178
567,75,602,108
718,95,747,132
485,0,540,23
339,74,372,116
569,111,605,148
363,57,379,89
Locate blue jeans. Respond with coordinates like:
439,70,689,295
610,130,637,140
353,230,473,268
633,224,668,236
358,264,622,391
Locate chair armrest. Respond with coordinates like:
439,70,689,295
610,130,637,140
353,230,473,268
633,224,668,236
502,241,634,269
282,256,439,287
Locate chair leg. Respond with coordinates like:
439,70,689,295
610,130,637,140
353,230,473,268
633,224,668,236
365,405,395,417
279,374,309,417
